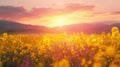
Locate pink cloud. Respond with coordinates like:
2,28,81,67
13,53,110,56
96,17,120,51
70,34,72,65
111,11,120,15
65,3,95,12
0,4,95,21
0,6,28,20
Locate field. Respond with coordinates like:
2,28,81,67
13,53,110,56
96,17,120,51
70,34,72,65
0,27,120,67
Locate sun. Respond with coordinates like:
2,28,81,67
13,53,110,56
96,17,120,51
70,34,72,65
53,17,67,27
55,18,66,26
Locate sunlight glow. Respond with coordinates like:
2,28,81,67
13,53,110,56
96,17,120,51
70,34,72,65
52,17,67,27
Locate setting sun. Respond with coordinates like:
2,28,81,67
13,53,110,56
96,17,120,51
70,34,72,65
0,0,120,67
53,17,66,27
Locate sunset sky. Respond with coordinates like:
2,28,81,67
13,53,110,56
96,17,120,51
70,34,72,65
0,0,120,27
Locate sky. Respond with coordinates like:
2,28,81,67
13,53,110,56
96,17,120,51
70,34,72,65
0,0,120,27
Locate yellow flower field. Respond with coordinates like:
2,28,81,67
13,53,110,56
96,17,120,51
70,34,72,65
0,27,120,67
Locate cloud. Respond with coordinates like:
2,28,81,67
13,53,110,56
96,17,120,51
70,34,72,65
0,4,95,21
91,11,120,17
65,3,95,12
111,11,120,15
0,6,28,20
0,6,61,21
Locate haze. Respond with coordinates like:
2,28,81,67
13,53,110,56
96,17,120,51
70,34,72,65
0,0,120,27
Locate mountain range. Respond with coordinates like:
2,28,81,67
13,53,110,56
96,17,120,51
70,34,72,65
0,20,120,34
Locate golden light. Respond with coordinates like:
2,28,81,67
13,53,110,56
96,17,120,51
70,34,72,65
25,11,93,27
52,16,67,27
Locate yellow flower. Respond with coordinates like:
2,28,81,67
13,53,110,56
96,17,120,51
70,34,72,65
93,62,102,67
105,46,116,57
0,61,2,67
53,59,70,67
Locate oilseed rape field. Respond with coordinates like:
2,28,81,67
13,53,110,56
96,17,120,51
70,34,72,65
0,27,120,67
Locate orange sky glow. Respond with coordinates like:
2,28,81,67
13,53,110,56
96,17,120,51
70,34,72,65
0,0,120,27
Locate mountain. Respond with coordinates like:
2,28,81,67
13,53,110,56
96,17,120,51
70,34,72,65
53,22,120,34
0,20,50,33
0,20,120,34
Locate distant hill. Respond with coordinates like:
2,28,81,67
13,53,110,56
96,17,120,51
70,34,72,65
53,22,120,34
0,20,120,34
0,20,50,33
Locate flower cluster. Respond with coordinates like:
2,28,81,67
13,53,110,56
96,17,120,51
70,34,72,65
0,27,120,67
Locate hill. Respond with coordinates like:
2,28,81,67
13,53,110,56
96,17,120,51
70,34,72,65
0,20,120,34
0,20,50,33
